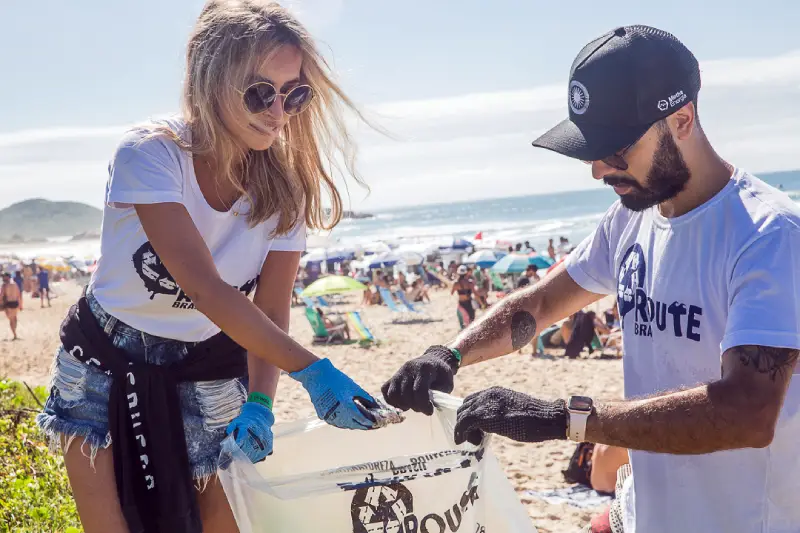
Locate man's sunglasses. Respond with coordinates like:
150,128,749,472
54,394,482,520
582,143,634,171
582,128,652,171
238,82,315,116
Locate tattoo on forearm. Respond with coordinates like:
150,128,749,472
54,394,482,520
735,345,799,381
454,292,535,363
511,311,536,350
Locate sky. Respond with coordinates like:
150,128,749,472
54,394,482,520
1,0,799,211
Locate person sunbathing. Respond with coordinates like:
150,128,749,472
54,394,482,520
407,279,430,303
317,308,350,340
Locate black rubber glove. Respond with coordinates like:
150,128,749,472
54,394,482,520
381,345,459,415
454,386,567,446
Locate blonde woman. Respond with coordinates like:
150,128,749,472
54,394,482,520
37,2,379,531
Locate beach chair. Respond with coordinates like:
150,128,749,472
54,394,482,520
394,290,423,314
347,311,376,344
304,307,347,344
489,271,505,291
535,324,561,353
590,333,603,352
378,287,415,323
378,287,404,314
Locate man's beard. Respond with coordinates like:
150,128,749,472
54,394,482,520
604,130,691,212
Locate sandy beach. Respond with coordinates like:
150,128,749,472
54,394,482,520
0,280,622,533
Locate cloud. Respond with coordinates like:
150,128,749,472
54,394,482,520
1,49,799,210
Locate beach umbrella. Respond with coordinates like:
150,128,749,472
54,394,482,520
438,237,473,252
366,252,401,269
301,275,367,297
528,255,555,270
363,241,392,255
465,250,498,268
491,254,530,274
397,250,425,266
300,247,355,266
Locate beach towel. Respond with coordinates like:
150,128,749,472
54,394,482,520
524,485,613,509
219,392,537,533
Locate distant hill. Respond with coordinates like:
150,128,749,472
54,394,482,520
0,199,102,243
0,199,373,243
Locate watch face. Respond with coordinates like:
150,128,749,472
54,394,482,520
569,395,593,411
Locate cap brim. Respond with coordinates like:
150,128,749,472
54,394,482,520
532,118,652,161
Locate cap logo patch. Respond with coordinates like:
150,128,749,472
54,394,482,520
569,80,590,115
658,90,687,111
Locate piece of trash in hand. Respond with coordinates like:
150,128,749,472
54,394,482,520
355,397,405,428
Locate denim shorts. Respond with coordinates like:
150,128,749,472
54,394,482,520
36,291,248,480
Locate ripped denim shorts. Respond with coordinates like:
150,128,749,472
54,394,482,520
36,291,248,481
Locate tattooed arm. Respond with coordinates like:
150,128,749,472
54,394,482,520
451,264,603,367
585,345,799,453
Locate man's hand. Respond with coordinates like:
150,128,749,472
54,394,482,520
454,387,567,445
381,346,459,415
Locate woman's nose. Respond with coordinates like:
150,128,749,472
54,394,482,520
266,96,285,122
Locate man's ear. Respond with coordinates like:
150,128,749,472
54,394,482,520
669,101,697,141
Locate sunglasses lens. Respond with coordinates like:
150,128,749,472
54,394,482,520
602,155,629,171
283,85,314,115
243,83,277,114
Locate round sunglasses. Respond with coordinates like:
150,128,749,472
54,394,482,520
239,81,314,116
582,127,655,171
582,145,633,171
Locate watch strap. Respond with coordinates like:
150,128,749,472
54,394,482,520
567,409,589,442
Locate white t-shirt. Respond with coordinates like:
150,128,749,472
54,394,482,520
566,168,800,533
90,117,306,342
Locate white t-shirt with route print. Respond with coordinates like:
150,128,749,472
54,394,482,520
90,117,306,342
565,168,800,533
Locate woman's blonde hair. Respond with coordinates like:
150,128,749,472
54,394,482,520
151,0,367,234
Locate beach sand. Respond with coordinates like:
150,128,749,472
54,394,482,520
0,280,622,533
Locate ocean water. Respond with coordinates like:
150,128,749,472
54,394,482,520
331,169,800,250
2,169,798,260
332,188,615,250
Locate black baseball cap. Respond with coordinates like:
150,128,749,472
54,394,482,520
532,25,701,161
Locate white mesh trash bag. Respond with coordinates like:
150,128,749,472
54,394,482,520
218,392,537,533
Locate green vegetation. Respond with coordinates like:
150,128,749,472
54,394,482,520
0,380,82,533
0,199,101,242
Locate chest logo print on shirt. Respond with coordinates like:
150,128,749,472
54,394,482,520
132,242,179,299
132,241,260,309
617,243,703,341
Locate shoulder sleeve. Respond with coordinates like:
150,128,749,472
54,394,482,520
271,218,307,252
564,202,623,295
106,130,184,208
721,227,800,352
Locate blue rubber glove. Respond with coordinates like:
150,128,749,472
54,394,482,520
225,401,275,463
290,358,377,430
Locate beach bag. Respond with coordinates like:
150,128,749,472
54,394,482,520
219,392,537,533
562,442,594,486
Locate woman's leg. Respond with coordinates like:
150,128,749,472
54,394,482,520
197,477,238,533
63,441,128,533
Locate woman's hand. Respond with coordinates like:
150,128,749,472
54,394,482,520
290,358,378,429
225,401,275,463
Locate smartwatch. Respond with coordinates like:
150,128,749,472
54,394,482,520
566,395,594,442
